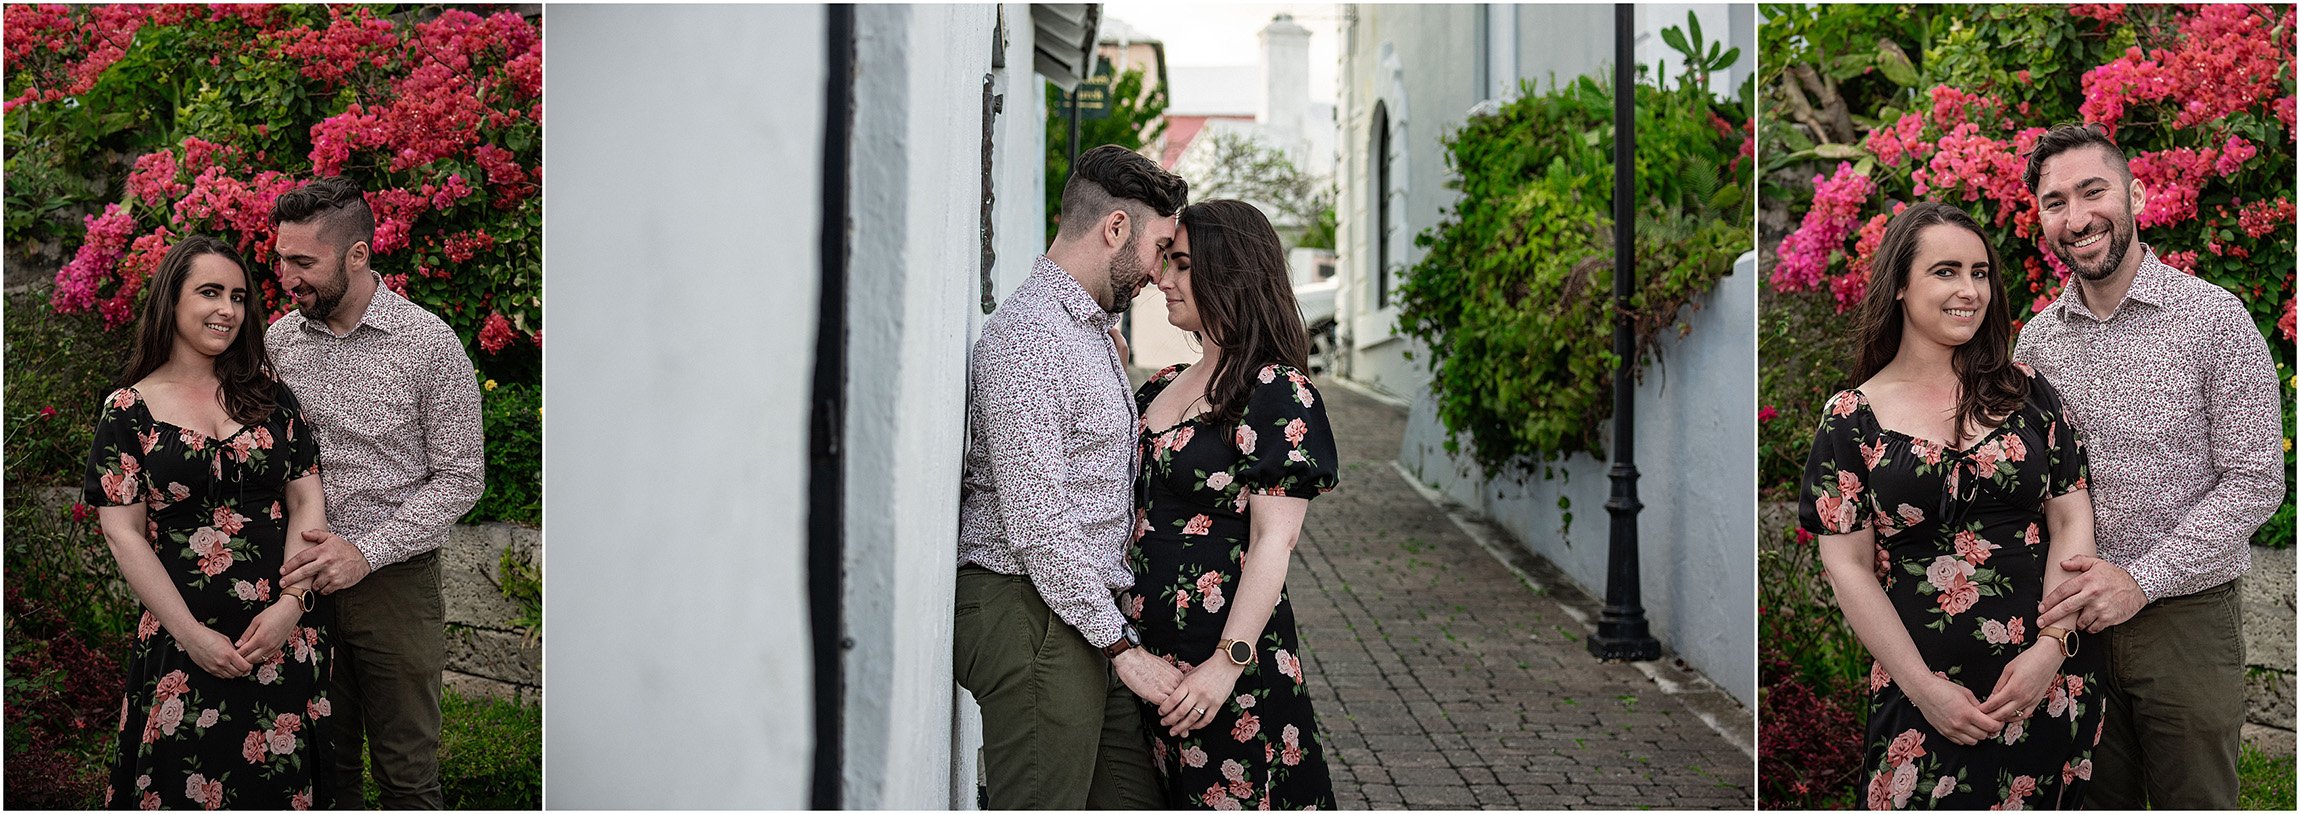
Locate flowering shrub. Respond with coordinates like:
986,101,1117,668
7,4,541,386
1397,67,1754,469
1760,3,2293,536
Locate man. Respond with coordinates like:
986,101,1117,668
267,176,486,809
2019,124,2284,809
954,145,1189,808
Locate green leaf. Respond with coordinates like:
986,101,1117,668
1876,40,1919,86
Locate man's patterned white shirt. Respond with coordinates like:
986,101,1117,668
958,257,1137,649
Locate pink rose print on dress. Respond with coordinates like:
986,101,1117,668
1830,391,1859,417
1285,449,1306,464
212,506,249,535
180,428,208,450
1939,576,1980,615
1982,618,2012,644
308,697,332,720
1814,494,1858,534
2002,774,2038,810
1862,440,1888,470
268,500,283,520
1202,784,1240,811
1953,530,1998,564
1889,762,1918,808
292,789,313,811
2023,522,2040,547
2062,758,2093,783
249,425,274,449
1183,514,1213,536
139,791,161,810
1836,469,1863,498
1182,744,1209,768
1235,693,1255,709
189,527,234,576
1870,661,1892,691
1895,504,1924,528
1171,425,1195,451
155,696,186,737
196,708,218,729
112,389,137,410
1292,381,1314,408
2008,617,2025,644
1258,366,1278,384
1123,593,1145,621
1231,709,1261,741
233,580,262,601
1924,556,1975,593
257,661,282,685
2000,717,2025,745
102,464,139,504
1283,418,1307,446
1970,440,2003,476
1932,775,1956,799
138,427,160,453
1176,588,1192,610
154,670,190,701
138,612,159,641
1234,425,1257,451
1866,769,1893,810
1275,649,1303,684
1197,572,1227,613
1205,471,1233,491
1886,729,1927,766
2001,433,2026,462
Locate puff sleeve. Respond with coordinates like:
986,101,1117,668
1233,365,1339,499
83,388,151,507
1798,390,1877,536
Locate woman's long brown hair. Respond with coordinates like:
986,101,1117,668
1179,200,1310,427
1850,202,2029,446
120,235,281,424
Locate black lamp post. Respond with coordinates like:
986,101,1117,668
1588,2,1661,662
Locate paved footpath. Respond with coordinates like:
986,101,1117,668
1285,380,1755,809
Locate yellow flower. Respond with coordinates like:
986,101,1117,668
484,379,498,391
2286,437,2294,453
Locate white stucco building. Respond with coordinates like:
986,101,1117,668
546,4,1083,807
1334,4,1759,704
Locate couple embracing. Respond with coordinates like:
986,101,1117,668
1801,124,2283,810
84,176,482,809
955,145,1338,809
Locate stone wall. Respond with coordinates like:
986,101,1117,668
442,522,542,705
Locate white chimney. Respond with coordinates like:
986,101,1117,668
1258,13,1312,157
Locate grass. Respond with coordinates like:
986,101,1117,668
357,688,542,809
2240,742,2296,810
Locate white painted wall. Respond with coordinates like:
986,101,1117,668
1399,253,1760,704
543,6,823,808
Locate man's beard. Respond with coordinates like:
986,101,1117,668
1104,237,1149,313
2048,203,2136,283
299,263,351,322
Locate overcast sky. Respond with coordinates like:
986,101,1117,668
1102,2,1343,105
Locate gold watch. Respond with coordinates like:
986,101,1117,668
281,587,314,613
2038,625,2078,658
1218,637,1255,667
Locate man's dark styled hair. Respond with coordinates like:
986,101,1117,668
270,175,376,255
1056,145,1189,239
2022,123,2130,194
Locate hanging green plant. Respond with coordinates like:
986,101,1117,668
1397,42,1754,472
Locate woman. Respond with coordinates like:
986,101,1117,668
1122,199,1337,809
1800,202,2104,810
84,236,331,809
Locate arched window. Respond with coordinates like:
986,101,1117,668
1373,100,1393,309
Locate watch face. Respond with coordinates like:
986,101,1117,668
1227,640,1252,664
1125,625,1142,646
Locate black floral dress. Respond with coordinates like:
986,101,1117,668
1122,363,1339,810
83,386,332,811
1799,370,2104,811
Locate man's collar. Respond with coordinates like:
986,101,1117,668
2055,244,2172,321
1034,256,1120,330
300,273,411,336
